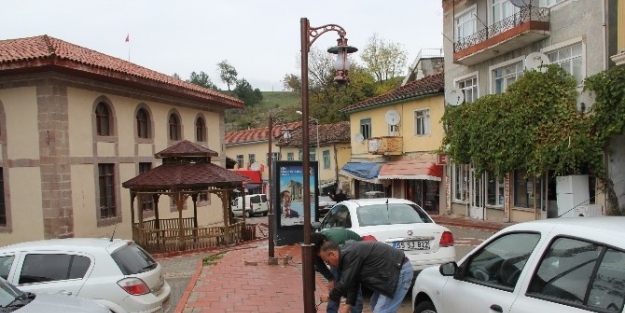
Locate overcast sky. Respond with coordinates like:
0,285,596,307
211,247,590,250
2,0,443,91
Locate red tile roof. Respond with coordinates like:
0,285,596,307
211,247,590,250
277,121,350,146
155,140,218,158
341,72,444,112
122,162,250,190
0,35,243,109
224,122,301,145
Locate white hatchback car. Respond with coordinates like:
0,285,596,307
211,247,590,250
0,238,171,313
315,198,456,274
412,217,625,313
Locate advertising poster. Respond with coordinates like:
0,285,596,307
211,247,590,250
274,161,318,245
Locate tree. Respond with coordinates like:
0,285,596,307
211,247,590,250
187,71,217,89
172,73,181,79
359,33,407,82
217,60,238,91
233,78,263,106
282,74,301,93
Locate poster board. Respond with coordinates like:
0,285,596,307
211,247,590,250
273,161,319,246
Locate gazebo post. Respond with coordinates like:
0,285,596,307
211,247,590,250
153,194,161,248
177,191,185,250
138,194,144,247
130,191,136,241
191,193,198,244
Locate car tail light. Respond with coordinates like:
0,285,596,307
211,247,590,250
118,278,150,295
439,231,454,247
361,235,377,241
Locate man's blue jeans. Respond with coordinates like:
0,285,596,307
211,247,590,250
369,261,413,313
327,267,363,313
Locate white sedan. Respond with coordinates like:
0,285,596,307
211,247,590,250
412,217,625,313
315,198,456,274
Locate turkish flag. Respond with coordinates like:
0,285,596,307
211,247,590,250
125,34,130,43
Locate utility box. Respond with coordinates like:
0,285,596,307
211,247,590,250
556,175,589,217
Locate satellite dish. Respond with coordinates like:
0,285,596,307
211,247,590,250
510,0,529,7
445,88,465,106
525,52,550,72
354,133,364,143
250,162,260,171
384,110,401,126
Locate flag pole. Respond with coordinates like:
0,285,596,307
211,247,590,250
125,33,130,61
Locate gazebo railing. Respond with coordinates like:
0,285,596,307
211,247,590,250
132,218,257,253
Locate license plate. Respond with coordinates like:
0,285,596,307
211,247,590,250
393,240,430,251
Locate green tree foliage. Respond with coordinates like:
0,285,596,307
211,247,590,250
359,33,407,82
442,65,602,178
282,74,301,93
217,60,238,91
187,71,218,89
233,78,263,107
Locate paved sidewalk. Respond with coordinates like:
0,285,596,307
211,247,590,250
175,242,339,313
174,216,509,313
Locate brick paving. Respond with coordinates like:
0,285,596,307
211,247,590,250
174,216,508,313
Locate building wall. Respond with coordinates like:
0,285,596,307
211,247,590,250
444,0,607,103
0,75,228,245
619,0,625,51
442,0,610,222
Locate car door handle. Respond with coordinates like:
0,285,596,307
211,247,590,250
490,304,502,313
57,290,72,296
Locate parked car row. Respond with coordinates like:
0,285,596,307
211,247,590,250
0,238,171,313
314,197,625,313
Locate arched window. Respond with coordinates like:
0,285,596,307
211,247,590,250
136,108,150,139
95,102,111,136
196,117,206,142
169,114,181,141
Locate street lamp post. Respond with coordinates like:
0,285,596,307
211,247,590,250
296,110,319,163
299,17,357,313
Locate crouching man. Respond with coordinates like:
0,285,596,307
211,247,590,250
319,241,413,313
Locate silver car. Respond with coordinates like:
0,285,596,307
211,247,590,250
0,276,108,312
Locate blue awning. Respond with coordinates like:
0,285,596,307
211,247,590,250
339,162,382,183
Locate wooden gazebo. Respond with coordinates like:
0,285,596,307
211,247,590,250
122,140,251,252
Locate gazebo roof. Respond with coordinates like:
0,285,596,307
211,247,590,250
155,140,219,158
122,162,250,190
123,140,249,191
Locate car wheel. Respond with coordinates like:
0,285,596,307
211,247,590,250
263,211,268,216
248,210,254,218
414,300,436,313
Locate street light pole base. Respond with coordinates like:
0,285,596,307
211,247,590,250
267,257,279,265
301,243,316,313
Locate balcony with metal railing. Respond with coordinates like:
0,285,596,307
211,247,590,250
454,5,550,66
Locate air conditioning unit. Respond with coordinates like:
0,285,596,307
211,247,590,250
565,204,604,218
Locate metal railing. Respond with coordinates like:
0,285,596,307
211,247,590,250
454,5,550,53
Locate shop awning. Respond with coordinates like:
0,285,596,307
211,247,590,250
339,162,382,184
231,170,262,183
378,160,443,181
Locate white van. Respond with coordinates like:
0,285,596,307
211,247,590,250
231,194,269,217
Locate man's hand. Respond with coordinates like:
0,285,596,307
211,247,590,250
319,294,329,302
339,304,352,313
327,280,335,291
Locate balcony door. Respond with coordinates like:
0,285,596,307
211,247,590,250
470,170,485,220
491,0,520,34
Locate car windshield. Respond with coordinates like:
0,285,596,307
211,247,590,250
111,243,157,275
0,277,22,307
357,203,433,226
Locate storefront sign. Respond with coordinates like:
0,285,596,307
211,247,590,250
437,154,448,165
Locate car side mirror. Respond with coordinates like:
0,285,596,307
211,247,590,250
311,221,321,230
439,262,458,276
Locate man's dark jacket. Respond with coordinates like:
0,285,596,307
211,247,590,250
329,241,406,306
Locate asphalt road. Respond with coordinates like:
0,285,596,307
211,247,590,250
157,216,496,313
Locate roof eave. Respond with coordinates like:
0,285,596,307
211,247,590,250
342,92,443,114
